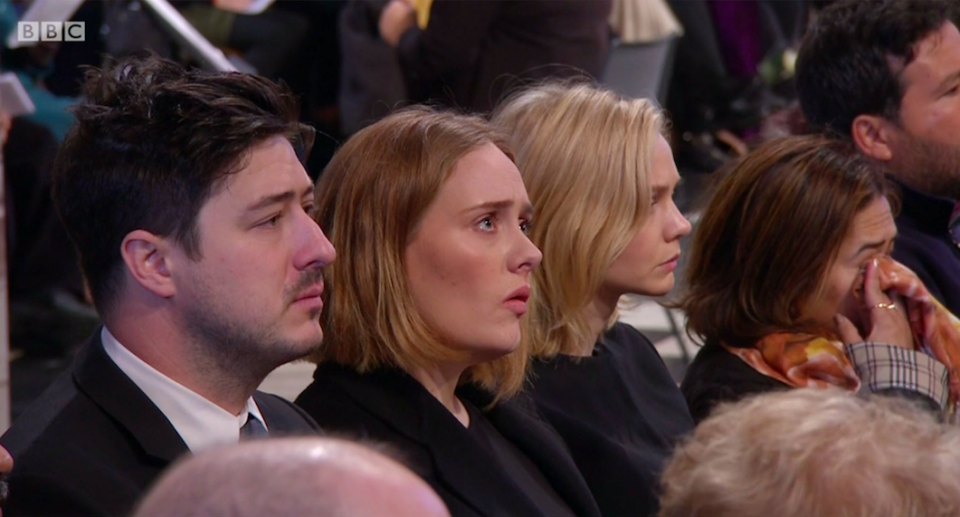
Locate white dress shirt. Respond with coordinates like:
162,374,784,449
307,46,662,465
101,327,267,452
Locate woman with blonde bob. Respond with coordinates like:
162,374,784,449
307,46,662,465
294,107,601,517
492,83,694,517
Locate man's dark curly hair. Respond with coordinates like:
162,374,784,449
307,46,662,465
53,55,314,315
797,0,956,138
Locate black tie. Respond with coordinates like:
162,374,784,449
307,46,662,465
240,414,268,440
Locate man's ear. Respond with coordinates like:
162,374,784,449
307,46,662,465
851,114,895,161
120,230,177,298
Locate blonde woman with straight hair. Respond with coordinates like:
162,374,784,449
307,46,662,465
295,107,602,517
492,83,694,517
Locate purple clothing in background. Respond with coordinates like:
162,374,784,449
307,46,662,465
709,0,763,78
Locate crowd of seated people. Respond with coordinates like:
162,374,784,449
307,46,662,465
0,0,960,516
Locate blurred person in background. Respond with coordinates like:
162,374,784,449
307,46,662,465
173,0,308,79
666,0,807,173
0,0,76,142
377,0,613,114
0,0,95,357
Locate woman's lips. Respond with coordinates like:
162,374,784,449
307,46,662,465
504,285,530,316
661,254,680,272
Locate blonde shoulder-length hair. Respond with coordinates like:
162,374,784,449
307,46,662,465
310,106,528,400
492,83,665,358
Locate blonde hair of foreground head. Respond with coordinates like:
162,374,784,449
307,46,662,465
492,82,664,357
309,106,528,401
659,389,960,517
133,437,450,517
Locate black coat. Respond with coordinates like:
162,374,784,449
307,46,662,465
0,331,321,517
529,323,694,517
295,363,602,517
680,342,792,424
397,0,613,113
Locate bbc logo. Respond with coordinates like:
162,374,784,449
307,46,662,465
16,22,85,43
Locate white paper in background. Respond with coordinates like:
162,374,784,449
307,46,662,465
0,73,36,117
5,0,86,48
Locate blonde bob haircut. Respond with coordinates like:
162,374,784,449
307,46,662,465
310,106,528,400
492,83,664,358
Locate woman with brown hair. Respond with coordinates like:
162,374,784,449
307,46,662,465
678,135,960,424
294,107,600,517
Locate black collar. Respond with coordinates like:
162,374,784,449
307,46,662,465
894,180,956,234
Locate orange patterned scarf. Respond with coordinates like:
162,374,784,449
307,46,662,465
723,257,960,407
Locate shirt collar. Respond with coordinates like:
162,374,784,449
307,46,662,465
100,327,266,452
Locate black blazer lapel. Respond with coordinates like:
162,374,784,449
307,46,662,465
419,392,542,516
319,366,541,516
477,390,603,517
73,332,189,464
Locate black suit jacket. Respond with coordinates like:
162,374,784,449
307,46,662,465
397,0,613,113
0,332,321,517
295,363,601,517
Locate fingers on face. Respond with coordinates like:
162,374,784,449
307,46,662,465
835,314,863,344
863,259,885,308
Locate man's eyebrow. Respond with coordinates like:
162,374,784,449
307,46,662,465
245,186,313,212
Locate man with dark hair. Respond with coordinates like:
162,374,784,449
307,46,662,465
796,0,960,315
0,56,336,516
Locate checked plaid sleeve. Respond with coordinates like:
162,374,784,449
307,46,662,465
846,342,950,412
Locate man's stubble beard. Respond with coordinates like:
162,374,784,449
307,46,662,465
181,269,326,391
889,131,960,200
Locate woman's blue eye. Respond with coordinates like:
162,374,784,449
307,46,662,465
479,217,495,230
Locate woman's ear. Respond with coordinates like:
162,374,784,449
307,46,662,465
120,230,177,298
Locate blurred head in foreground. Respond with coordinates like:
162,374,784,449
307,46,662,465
134,437,450,517
660,388,960,517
